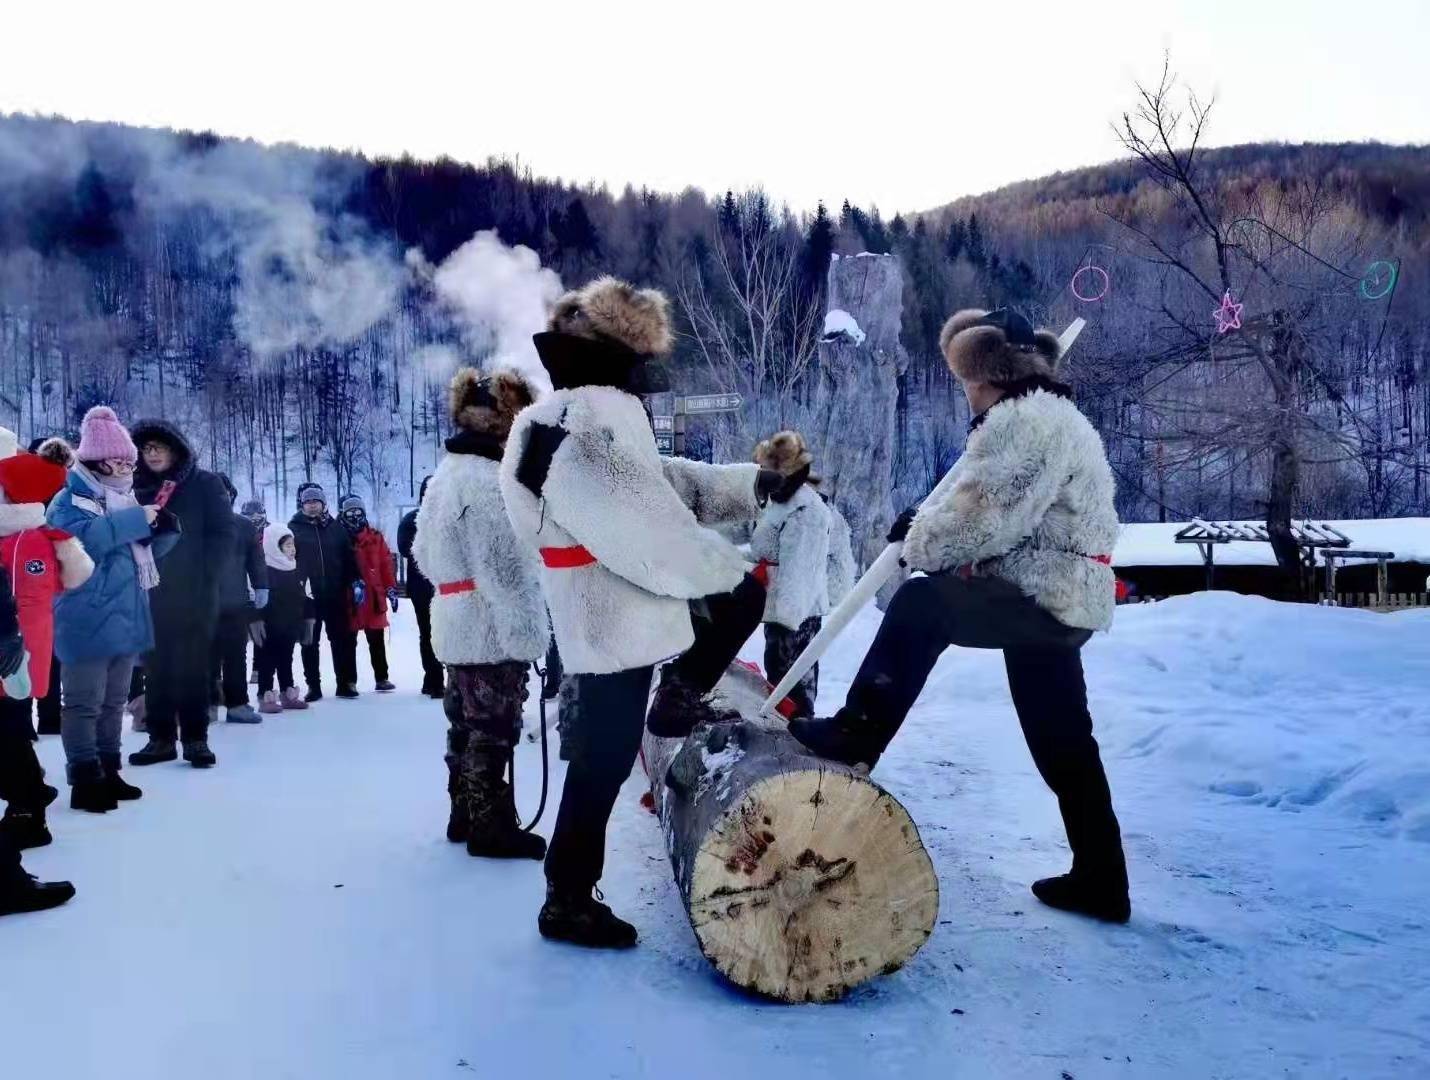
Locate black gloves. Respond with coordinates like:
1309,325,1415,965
887,506,919,544
756,466,811,505
0,633,24,679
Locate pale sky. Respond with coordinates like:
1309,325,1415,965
3,0,1427,214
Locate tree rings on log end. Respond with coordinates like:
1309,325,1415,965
687,767,938,1003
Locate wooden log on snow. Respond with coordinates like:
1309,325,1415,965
642,662,939,1002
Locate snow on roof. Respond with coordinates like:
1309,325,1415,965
822,308,867,345
1113,518,1430,568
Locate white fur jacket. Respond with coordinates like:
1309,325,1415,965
413,451,549,666
499,386,761,675
749,484,831,630
902,387,1119,631
824,497,857,607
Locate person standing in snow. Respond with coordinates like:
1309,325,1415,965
254,523,313,714
397,477,443,699
49,407,179,806
210,474,268,724
0,437,93,837
126,420,235,769
500,276,788,948
0,569,75,917
790,308,1131,923
415,369,548,860
241,499,268,535
24,435,66,737
337,495,397,694
750,431,831,719
289,484,361,701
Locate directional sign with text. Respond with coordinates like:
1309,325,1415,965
654,432,675,454
651,415,675,432
680,393,742,414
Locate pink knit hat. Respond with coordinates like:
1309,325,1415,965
76,405,138,464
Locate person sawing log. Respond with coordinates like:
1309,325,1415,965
789,307,1132,924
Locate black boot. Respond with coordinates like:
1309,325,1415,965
464,753,547,861
100,754,143,801
538,884,638,949
787,708,886,770
445,762,467,844
182,740,217,768
0,807,52,850
129,738,178,766
1031,873,1131,924
70,760,118,813
0,872,76,916
304,685,323,703
645,669,738,739
335,684,360,700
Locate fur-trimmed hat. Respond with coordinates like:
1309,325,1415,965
449,368,535,440
753,430,818,481
547,276,673,357
940,307,1062,384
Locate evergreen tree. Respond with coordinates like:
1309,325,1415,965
966,213,986,267
889,213,909,243
943,217,966,262
799,200,836,302
718,190,739,234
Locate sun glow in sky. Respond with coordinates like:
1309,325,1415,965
3,0,1427,213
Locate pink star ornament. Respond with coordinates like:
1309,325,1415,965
1213,291,1243,334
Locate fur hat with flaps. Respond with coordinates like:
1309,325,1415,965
753,431,819,483
449,367,535,440
536,277,675,393
940,307,1062,385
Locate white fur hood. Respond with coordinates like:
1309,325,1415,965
902,387,1119,631
499,385,761,675
414,450,549,666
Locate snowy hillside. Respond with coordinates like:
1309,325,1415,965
5,593,1428,1079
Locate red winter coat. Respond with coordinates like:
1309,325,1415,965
349,526,396,632
0,507,95,699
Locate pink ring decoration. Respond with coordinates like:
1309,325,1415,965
1070,264,1110,302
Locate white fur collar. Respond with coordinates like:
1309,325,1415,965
0,501,46,536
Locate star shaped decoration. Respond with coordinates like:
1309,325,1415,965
1212,291,1243,335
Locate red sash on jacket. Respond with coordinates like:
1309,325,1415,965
438,579,476,596
540,545,597,569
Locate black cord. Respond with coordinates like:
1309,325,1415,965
512,662,551,834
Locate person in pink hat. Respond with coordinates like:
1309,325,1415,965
48,406,179,808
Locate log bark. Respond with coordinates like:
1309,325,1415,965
642,663,939,1003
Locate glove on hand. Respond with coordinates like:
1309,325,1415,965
0,633,24,679
253,589,270,610
387,587,399,613
887,506,919,544
352,581,366,607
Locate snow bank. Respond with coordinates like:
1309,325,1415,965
1114,517,1430,567
822,308,867,345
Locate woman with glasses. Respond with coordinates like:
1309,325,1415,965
48,407,179,808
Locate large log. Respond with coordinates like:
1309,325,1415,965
642,662,939,1002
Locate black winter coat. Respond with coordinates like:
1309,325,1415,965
396,508,433,605
219,513,269,612
261,565,313,640
288,512,358,608
132,420,236,631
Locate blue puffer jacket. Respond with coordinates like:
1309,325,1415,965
48,469,179,664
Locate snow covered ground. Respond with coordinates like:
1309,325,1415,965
5,594,1429,1079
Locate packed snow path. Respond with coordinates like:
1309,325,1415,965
5,595,1428,1079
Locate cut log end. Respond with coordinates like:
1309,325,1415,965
687,767,938,1003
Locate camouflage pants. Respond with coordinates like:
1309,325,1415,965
764,616,822,719
444,662,530,833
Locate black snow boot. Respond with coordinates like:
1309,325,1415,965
182,741,217,769
304,685,323,703
538,884,638,949
0,807,52,851
1031,873,1131,924
101,754,143,801
464,756,546,861
787,708,887,771
446,762,467,844
70,760,118,813
129,738,178,767
645,669,738,739
0,872,76,917
336,684,360,700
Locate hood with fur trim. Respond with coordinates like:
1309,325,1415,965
449,367,536,440
940,308,1063,385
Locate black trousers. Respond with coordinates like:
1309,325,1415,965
256,630,298,694
0,829,22,890
764,616,822,719
412,594,443,693
665,573,767,693
361,629,389,683
301,602,358,690
0,696,47,809
35,656,61,736
847,573,1127,889
147,616,217,743
545,665,654,892
210,609,252,708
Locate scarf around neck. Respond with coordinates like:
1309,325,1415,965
76,464,160,591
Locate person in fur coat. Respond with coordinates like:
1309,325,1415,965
414,368,548,862
337,494,397,693
500,276,783,949
790,307,1131,924
750,431,831,719
0,437,94,837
